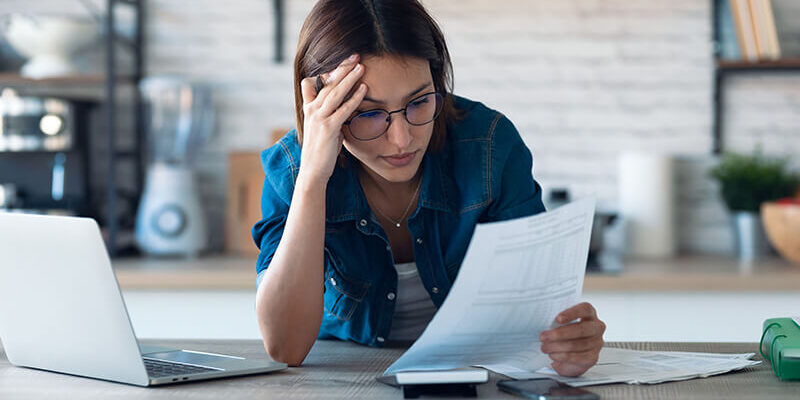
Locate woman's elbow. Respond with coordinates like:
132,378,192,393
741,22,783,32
264,341,309,367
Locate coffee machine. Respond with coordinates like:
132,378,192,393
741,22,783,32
0,88,92,214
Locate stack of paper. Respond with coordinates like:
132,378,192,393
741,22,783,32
380,198,761,387
528,347,761,386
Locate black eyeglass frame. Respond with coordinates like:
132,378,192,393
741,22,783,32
343,91,444,141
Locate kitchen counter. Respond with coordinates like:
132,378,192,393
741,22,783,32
112,254,800,292
114,256,257,290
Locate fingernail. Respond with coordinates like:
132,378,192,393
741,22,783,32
348,54,358,61
558,315,567,323
540,334,549,341
354,63,362,72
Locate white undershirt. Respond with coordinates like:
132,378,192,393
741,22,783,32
387,262,438,342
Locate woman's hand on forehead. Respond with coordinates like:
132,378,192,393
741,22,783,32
320,55,358,88
296,53,369,184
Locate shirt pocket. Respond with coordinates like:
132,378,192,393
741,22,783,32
322,249,370,322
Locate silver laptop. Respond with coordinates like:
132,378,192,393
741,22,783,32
0,212,286,386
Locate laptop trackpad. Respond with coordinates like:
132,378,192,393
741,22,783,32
145,350,248,370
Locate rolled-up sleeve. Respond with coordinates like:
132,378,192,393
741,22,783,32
252,144,296,280
251,135,336,294
253,180,288,276
486,115,546,222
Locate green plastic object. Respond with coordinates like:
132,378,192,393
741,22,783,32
761,318,800,380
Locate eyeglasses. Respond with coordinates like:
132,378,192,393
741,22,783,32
343,92,443,141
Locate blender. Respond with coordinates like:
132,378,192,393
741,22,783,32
135,76,214,257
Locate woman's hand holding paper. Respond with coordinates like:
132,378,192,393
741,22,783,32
540,302,606,377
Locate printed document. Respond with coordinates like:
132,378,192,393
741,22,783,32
383,198,596,377
530,347,760,386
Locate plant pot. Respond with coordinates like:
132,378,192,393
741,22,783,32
732,211,770,261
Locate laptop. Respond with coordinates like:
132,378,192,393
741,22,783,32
0,212,287,386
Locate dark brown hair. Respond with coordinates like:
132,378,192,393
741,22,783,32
293,0,458,152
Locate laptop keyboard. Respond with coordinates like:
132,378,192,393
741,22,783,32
144,358,219,378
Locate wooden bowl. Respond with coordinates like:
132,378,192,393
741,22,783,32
761,202,800,266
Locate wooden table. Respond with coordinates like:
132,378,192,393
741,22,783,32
1,340,798,399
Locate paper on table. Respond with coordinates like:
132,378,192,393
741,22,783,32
383,198,596,377
529,347,761,387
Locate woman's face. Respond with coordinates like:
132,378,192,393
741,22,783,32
342,55,435,184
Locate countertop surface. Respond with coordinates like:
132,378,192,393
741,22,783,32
1,340,797,399
112,254,800,291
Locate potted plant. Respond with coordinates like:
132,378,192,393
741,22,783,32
709,149,799,260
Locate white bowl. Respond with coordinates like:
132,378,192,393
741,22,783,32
4,14,98,79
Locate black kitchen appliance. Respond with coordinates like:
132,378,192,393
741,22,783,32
0,89,94,214
546,188,625,274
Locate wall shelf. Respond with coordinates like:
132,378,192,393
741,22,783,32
0,2,144,256
711,1,800,154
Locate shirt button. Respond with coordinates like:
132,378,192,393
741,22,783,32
359,219,367,226
387,292,396,300
329,277,337,286
377,336,385,343
416,238,423,245
386,245,391,251
431,286,439,294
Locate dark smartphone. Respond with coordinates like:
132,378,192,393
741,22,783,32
497,378,599,400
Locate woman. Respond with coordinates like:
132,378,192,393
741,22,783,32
253,0,606,376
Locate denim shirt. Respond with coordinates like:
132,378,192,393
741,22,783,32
252,96,545,347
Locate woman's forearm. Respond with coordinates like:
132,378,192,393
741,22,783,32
257,52,366,365
256,173,327,366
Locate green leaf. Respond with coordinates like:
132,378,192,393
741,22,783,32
708,149,799,212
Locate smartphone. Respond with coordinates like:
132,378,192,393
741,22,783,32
497,378,599,400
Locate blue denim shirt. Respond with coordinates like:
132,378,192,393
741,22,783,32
252,96,545,347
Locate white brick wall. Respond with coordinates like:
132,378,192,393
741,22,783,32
724,74,800,156
3,0,799,254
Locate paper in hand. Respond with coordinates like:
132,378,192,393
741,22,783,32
383,198,596,377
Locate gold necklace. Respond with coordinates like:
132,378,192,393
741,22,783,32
371,177,423,228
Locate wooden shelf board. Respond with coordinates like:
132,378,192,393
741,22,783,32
717,59,800,70
0,73,135,86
